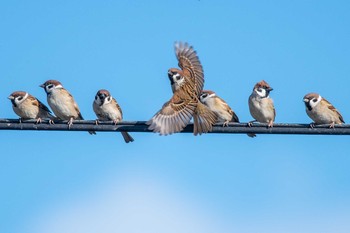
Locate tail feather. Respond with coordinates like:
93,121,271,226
121,131,134,143
193,102,217,136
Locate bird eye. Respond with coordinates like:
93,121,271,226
176,76,181,80
107,97,111,101
312,99,317,103
17,96,23,101
47,84,54,89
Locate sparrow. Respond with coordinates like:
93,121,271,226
40,79,96,135
8,91,55,123
93,89,134,143
147,42,217,135
200,90,256,137
303,93,344,128
199,90,239,126
248,80,275,127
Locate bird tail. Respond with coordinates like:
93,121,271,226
193,101,218,136
121,132,134,143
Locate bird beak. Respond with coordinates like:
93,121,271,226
168,72,175,85
98,93,106,99
8,96,14,100
39,84,45,88
267,87,273,92
303,99,309,103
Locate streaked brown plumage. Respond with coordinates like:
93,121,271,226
200,90,239,126
147,42,217,135
248,80,275,127
303,93,344,128
40,79,96,135
8,91,54,123
93,89,134,143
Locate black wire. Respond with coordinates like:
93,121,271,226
0,119,349,135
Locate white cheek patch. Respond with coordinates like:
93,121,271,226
47,84,62,92
256,88,266,97
105,96,113,104
176,77,185,86
16,92,29,104
309,95,322,108
200,93,215,103
46,86,53,93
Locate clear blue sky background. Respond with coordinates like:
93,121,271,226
1,1,350,232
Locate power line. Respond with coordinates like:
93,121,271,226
0,119,349,135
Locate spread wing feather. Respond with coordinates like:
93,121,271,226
175,42,204,96
147,94,197,135
193,101,218,135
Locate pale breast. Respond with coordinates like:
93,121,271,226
48,89,80,120
307,104,342,124
94,102,122,122
13,100,39,119
205,98,231,122
249,96,275,123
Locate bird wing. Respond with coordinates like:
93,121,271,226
113,98,123,117
28,95,52,114
216,96,239,122
193,101,218,135
175,42,204,96
67,91,83,120
323,98,345,123
267,98,276,121
147,93,197,135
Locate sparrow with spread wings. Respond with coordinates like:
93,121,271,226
147,42,217,135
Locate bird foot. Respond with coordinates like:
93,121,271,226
68,118,74,129
223,121,229,127
247,121,254,127
267,121,274,128
35,118,42,124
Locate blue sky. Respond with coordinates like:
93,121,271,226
1,1,350,232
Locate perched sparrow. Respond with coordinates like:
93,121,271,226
93,89,134,143
200,90,256,137
303,93,344,128
199,90,239,126
40,79,96,135
248,80,275,127
147,42,217,135
8,91,54,123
